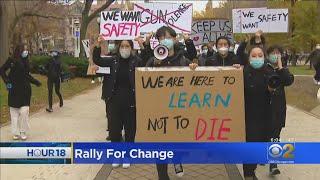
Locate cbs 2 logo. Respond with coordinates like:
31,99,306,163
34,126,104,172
268,144,294,159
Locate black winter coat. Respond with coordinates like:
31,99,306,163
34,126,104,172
243,64,272,142
205,52,239,66
269,66,294,128
45,57,62,80
92,47,145,104
0,57,41,108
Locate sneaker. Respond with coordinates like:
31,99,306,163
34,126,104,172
122,163,130,169
91,80,95,84
13,135,20,140
112,163,120,168
20,132,27,140
46,108,53,112
174,164,184,177
270,167,281,176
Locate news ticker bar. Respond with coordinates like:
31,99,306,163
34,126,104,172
0,142,320,164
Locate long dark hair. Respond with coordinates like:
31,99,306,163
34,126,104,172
12,44,24,60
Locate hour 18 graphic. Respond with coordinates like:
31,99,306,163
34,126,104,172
268,143,295,163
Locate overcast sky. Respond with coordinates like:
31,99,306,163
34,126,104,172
135,0,222,12
66,0,222,12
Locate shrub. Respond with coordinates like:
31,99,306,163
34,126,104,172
30,55,89,77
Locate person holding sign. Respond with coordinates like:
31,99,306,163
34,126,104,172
243,46,275,179
146,25,197,180
205,36,240,67
93,35,146,168
266,45,294,176
237,30,266,66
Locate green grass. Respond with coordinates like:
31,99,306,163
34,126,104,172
288,65,315,76
0,74,99,125
286,76,320,112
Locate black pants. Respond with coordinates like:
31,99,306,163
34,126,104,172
108,89,136,142
156,164,170,180
47,78,63,109
314,63,320,81
105,99,111,131
243,127,269,177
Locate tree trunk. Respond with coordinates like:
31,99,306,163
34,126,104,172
0,1,10,66
79,17,89,58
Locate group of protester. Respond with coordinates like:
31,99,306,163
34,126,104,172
90,25,296,180
0,23,304,179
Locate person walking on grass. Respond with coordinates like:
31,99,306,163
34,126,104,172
45,50,63,112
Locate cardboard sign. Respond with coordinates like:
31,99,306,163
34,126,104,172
134,3,193,33
191,19,233,46
82,39,90,58
100,10,141,40
135,67,246,142
232,8,288,33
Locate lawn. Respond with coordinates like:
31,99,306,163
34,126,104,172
0,74,99,125
286,76,320,112
288,65,315,76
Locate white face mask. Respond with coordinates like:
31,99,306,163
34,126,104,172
218,47,228,55
119,48,131,59
21,50,28,58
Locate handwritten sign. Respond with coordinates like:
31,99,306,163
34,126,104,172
133,3,193,33
232,8,288,33
82,39,90,58
135,67,246,142
100,10,141,40
191,19,233,46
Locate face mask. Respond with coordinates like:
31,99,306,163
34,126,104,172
249,58,265,69
218,47,228,55
269,54,278,63
160,38,174,49
21,51,28,58
52,51,58,57
108,43,115,52
202,49,208,55
119,48,131,59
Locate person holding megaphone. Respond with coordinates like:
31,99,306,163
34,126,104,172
146,25,197,180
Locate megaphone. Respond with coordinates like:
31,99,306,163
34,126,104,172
154,44,169,60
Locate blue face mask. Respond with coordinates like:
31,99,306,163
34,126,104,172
269,54,278,63
108,43,115,52
21,51,28,58
160,38,174,49
249,58,264,69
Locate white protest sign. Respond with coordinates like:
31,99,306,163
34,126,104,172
191,19,233,46
82,39,90,58
100,11,141,40
232,8,288,33
134,3,193,33
96,67,111,74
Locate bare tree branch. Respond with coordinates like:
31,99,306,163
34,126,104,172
22,12,64,20
88,0,115,22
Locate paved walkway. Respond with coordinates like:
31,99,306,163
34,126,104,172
1,87,320,180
